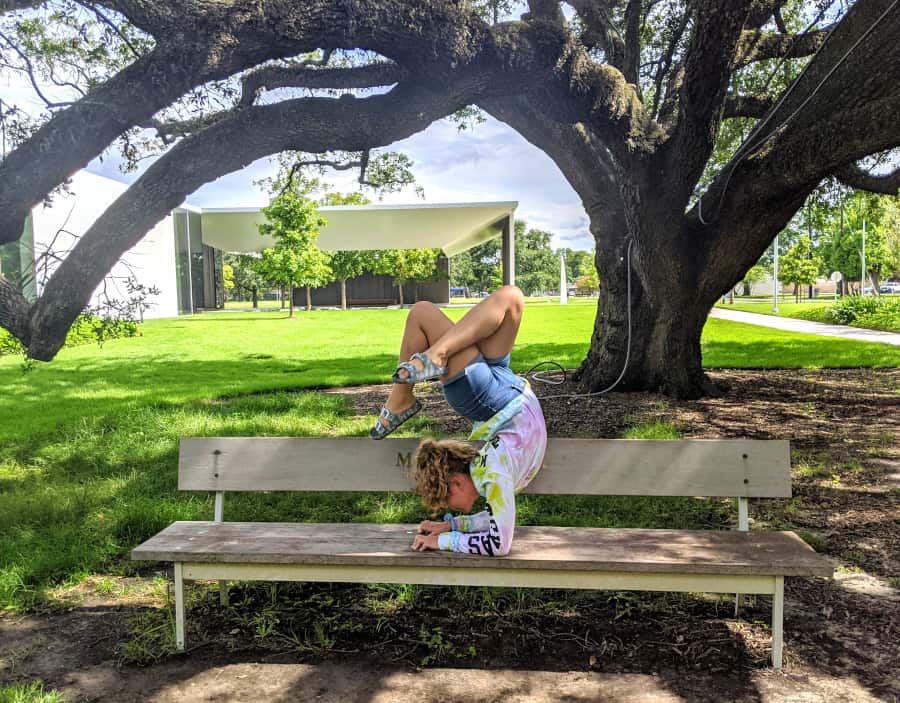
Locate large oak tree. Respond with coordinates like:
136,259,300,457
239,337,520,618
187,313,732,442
1,0,899,396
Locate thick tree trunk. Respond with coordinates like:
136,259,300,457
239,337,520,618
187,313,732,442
341,279,347,310
252,289,258,308
573,207,720,399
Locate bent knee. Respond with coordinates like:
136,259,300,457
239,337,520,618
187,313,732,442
497,285,524,310
408,300,439,320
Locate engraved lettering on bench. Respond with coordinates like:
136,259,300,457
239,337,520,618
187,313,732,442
395,452,412,468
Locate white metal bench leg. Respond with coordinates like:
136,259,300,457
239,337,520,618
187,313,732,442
772,576,784,669
219,580,229,606
735,497,749,618
174,562,186,652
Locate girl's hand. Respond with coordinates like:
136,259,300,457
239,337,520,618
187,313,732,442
411,533,439,551
418,520,450,535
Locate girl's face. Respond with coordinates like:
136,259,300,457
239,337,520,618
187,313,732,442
447,472,479,512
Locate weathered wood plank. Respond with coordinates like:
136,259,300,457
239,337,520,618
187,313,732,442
131,522,832,577
179,437,791,497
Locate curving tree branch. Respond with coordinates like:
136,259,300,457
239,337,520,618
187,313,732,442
567,0,626,69
525,0,564,24
623,0,642,88
0,0,44,14
733,26,833,69
21,79,488,358
722,93,776,118
664,0,753,195
240,61,405,106
833,163,900,195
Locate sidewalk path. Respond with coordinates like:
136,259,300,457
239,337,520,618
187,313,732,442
709,307,900,346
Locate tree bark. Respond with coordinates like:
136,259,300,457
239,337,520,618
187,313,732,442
306,286,312,311
341,279,347,310
573,210,719,399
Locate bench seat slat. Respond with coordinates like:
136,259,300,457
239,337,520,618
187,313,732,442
131,522,831,577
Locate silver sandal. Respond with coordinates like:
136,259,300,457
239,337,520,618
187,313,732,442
370,399,423,439
392,352,448,384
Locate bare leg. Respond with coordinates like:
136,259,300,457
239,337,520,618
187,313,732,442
379,286,524,426
379,303,479,426
409,285,525,372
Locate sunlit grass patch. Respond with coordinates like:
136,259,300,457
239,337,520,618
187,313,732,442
0,681,64,703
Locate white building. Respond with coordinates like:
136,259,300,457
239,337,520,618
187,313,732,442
0,171,517,317
1,171,180,318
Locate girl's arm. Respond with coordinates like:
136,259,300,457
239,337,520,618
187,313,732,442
444,510,491,533
437,451,516,556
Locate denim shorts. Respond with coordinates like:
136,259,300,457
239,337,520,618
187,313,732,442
441,353,526,422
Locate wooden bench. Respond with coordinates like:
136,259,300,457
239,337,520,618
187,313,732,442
131,437,832,668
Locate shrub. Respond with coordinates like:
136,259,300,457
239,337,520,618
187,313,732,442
825,295,888,325
792,307,831,323
0,314,140,357
854,308,900,333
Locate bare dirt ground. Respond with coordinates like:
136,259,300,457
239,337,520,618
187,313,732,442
2,369,898,702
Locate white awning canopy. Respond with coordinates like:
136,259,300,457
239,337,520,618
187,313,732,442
196,201,517,257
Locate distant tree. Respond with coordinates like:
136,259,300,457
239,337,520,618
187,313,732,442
257,191,330,317
823,193,895,291
449,251,476,297
884,199,900,281
575,269,599,296
223,263,235,293
739,263,769,296
559,248,595,282
516,223,557,295
779,236,822,302
372,249,441,306
226,254,270,308
466,238,502,293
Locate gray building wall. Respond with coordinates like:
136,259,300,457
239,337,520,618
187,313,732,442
295,255,450,307
0,214,36,301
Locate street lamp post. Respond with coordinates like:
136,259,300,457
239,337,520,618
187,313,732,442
559,253,568,305
773,234,779,313
861,219,867,296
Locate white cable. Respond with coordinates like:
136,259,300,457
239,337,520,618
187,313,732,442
745,0,898,158
537,238,634,401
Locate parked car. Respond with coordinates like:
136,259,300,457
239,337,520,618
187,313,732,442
880,282,900,294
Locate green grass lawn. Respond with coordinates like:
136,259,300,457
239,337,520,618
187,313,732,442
717,298,900,332
1,304,899,610
716,300,833,319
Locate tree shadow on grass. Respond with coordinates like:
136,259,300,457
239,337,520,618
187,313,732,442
0,352,408,446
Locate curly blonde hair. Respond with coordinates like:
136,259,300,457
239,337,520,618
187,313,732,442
413,438,479,512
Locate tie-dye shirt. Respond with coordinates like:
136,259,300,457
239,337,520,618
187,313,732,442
436,385,547,556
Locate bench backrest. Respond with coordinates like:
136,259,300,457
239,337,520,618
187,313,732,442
179,437,791,498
